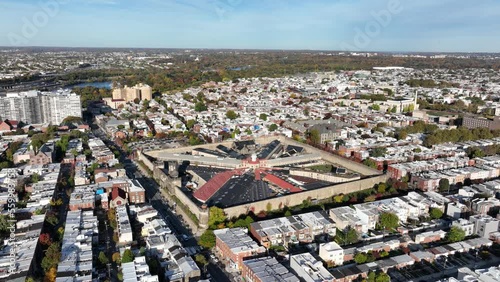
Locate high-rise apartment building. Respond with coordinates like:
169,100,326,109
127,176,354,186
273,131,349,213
0,90,82,124
111,83,152,102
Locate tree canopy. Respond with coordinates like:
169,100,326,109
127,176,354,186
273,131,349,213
121,249,135,263
208,206,226,228
98,251,109,265
194,101,207,112
41,244,61,273
199,229,216,249
354,252,367,264
446,226,466,243
268,124,278,132
309,129,321,144
439,178,450,192
334,227,359,246
226,110,238,120
378,212,399,231
429,208,444,219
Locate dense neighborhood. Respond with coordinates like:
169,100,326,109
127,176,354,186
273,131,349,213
0,49,500,282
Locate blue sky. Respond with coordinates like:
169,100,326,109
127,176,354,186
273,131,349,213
1,0,500,52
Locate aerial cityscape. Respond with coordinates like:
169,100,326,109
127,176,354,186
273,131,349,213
1,1,500,282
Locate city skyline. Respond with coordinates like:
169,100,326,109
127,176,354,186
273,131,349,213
1,0,500,53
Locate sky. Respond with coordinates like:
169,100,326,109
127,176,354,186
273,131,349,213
1,0,500,52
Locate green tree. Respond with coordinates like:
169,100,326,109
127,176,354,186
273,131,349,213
199,229,216,249
366,251,376,263
377,183,387,194
186,120,196,129
354,252,367,264
371,104,380,111
226,110,238,120
467,147,485,158
378,212,399,231
363,159,378,169
266,202,272,212
98,251,109,265
259,113,268,121
334,227,359,246
46,213,59,226
41,244,61,273
446,226,466,243
375,272,391,282
194,254,208,267
196,91,205,101
334,194,344,203
429,208,444,219
367,271,376,282
57,226,65,241
439,178,450,192
188,135,202,146
244,216,254,227
268,124,278,132
194,101,207,112
31,173,41,183
208,207,226,228
121,249,135,263
309,129,321,145
0,161,11,169
371,147,387,158
398,130,408,140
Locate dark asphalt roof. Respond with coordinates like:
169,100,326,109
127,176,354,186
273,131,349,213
208,174,273,208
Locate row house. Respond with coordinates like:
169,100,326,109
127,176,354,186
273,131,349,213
249,211,335,248
387,157,471,179
68,186,95,211
471,198,500,215
242,257,299,282
412,165,500,192
329,206,368,234
88,138,115,164
414,230,446,244
353,202,381,231
214,228,266,271
290,253,335,282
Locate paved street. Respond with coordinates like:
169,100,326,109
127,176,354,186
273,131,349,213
207,262,232,282
91,121,232,280
132,167,199,249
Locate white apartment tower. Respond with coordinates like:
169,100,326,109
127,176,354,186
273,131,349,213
0,90,82,124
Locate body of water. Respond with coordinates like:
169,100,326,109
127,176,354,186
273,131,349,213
71,81,113,89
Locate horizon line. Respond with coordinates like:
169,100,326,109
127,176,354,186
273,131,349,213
1,45,499,55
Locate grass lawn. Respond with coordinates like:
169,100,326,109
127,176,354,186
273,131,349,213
308,164,333,173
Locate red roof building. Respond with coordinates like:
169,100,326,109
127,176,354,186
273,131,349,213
193,170,239,203
110,187,127,208
0,120,19,132
262,174,302,193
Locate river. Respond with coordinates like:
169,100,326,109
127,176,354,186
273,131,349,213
70,81,113,89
